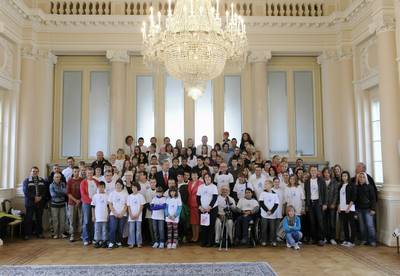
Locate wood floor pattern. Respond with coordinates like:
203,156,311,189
0,239,399,276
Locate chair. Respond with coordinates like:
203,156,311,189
1,199,22,239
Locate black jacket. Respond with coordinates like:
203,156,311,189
156,170,175,191
304,177,327,207
325,179,339,207
356,183,376,210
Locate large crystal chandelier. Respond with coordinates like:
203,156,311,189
141,0,248,100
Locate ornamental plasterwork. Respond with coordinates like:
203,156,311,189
0,36,14,78
359,36,377,80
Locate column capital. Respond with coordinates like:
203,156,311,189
369,13,396,35
337,46,353,61
317,50,337,64
21,45,39,60
248,50,272,63
37,49,58,65
106,50,129,63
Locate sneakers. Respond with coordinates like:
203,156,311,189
341,241,354,247
261,242,267,247
159,242,165,249
370,242,377,247
69,236,75,243
108,243,115,249
152,242,159,249
52,235,58,239
94,242,101,248
171,243,177,249
294,243,300,250
286,243,291,248
271,242,277,247
61,234,68,239
318,240,325,246
83,241,89,246
167,243,172,249
330,239,337,245
116,242,122,247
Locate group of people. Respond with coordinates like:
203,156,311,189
22,132,378,251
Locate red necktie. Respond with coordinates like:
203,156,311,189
164,173,168,184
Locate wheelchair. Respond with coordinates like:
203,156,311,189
233,215,261,247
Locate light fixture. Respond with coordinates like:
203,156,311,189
141,0,248,100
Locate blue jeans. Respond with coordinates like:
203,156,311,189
94,222,108,242
82,203,93,242
152,219,165,243
286,231,303,246
358,209,376,243
109,216,127,243
128,221,142,245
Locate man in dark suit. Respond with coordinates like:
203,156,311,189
156,160,175,191
304,166,327,246
91,151,111,174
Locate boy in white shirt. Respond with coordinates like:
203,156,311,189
145,178,157,245
127,183,146,248
214,163,235,191
107,179,128,249
150,186,166,248
91,182,109,248
259,180,279,246
233,173,254,202
249,166,267,200
236,188,259,245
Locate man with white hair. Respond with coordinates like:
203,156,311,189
352,162,378,200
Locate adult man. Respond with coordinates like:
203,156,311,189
137,137,148,153
352,162,378,200
196,136,213,156
91,151,111,174
62,157,75,182
249,166,267,200
156,160,175,191
67,166,82,242
23,167,47,240
304,166,327,246
214,163,234,191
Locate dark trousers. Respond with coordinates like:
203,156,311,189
339,211,356,243
301,213,310,241
324,208,337,240
199,207,218,246
261,218,276,243
308,201,324,242
109,215,126,244
24,205,44,237
236,215,254,241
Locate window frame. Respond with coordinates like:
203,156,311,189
267,57,323,161
368,93,383,184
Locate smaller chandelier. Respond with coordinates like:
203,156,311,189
141,0,248,99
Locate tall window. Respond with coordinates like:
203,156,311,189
267,57,322,159
370,99,383,183
224,76,242,143
88,71,110,157
165,75,184,145
61,71,82,157
136,75,155,143
268,71,289,154
195,81,214,146
294,71,315,156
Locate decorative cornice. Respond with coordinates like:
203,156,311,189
248,50,272,63
353,71,379,91
369,13,396,35
106,50,129,63
38,50,58,65
337,46,353,61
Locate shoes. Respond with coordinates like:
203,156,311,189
108,243,115,249
167,243,172,249
294,243,300,250
128,245,134,249
360,240,367,245
171,243,177,249
159,242,165,249
271,242,277,247
61,234,68,239
23,235,30,240
70,236,75,242
318,240,325,246
330,239,337,245
137,244,142,248
52,235,59,239
37,234,45,239
240,239,247,245
261,242,267,247
102,242,108,248
286,243,291,248
370,242,377,247
116,242,122,247
152,242,159,248
94,242,101,248
83,241,89,246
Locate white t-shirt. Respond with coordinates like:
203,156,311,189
91,193,109,222
310,178,319,200
249,174,266,200
104,179,116,195
145,189,157,218
108,190,128,217
87,180,98,199
214,173,234,190
62,167,73,182
138,181,150,198
217,195,236,216
127,193,146,222
150,196,166,220
284,186,305,215
237,198,259,212
272,187,285,218
339,183,355,212
114,159,125,172
196,183,218,209
165,197,182,223
259,191,279,219
196,144,213,156
188,156,197,168
233,181,254,200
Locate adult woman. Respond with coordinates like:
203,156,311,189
240,133,255,151
333,164,342,183
209,149,219,167
132,146,141,160
188,171,203,242
338,171,357,247
124,135,135,157
187,147,197,168
196,173,218,247
175,139,183,151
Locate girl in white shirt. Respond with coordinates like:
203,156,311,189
284,175,305,216
338,171,357,247
165,187,182,249
259,180,279,246
127,183,146,248
107,179,128,248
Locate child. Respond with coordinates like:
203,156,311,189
259,180,279,247
146,178,158,244
127,183,146,248
108,179,128,249
236,188,259,245
165,187,182,249
284,175,305,218
150,186,166,248
339,171,356,247
91,181,109,248
283,205,302,250
233,172,254,202
272,177,286,240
